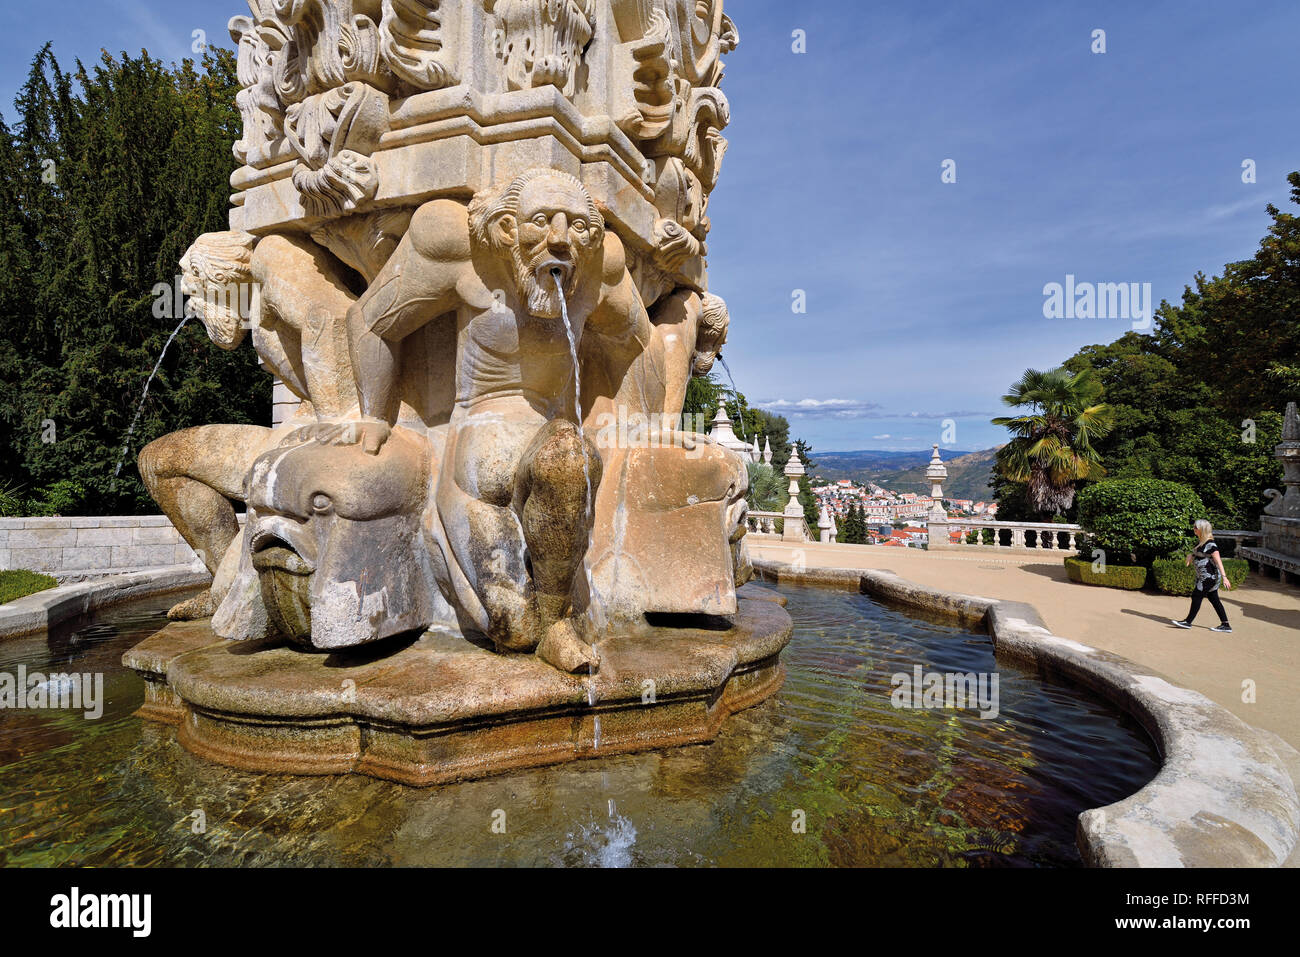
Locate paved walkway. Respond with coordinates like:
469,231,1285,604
750,540,1300,749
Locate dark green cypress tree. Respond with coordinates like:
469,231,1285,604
0,45,267,515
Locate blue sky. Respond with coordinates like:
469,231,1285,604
3,0,1298,452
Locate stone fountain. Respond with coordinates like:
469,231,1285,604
123,0,792,784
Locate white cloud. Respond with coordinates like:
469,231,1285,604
756,398,884,419
757,400,993,421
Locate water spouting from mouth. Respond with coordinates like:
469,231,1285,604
552,269,592,530
111,315,190,489
716,354,746,442
551,269,601,750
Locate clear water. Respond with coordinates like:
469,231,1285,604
0,585,1158,867
551,275,601,741
111,314,190,486
716,354,747,442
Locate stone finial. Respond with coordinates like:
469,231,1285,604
925,444,947,497
925,444,947,482
781,448,808,541
926,445,948,523
710,404,739,443
784,448,805,479
818,505,833,543
1284,402,1299,442
762,437,772,465
709,404,758,461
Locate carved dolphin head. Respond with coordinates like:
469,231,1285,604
213,428,441,650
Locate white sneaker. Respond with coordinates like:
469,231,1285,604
1170,620,1192,629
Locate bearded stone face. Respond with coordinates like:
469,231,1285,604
693,293,729,375
506,177,604,319
179,232,256,350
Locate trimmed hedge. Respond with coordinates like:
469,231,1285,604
1077,479,1204,566
1064,556,1148,590
1151,558,1251,597
0,569,58,605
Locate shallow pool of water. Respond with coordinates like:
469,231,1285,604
0,585,1158,866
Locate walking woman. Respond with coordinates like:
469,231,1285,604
1171,519,1233,633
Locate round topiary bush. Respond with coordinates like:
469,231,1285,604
1151,557,1251,597
1076,479,1204,567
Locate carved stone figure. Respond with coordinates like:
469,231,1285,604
1264,488,1284,517
284,81,391,217
340,169,642,671
213,427,446,649
379,0,460,90
489,0,596,97
139,229,358,620
144,0,749,674
229,8,288,166
126,0,794,786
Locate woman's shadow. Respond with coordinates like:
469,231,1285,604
1120,609,1187,626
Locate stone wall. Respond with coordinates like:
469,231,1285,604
0,516,226,580
1263,516,1300,556
272,375,303,428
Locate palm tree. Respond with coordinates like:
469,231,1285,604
992,367,1114,515
746,461,785,513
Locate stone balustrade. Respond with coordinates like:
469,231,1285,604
746,511,783,536
927,518,1085,552
746,510,811,541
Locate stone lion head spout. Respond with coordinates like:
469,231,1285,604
213,428,443,650
469,168,605,319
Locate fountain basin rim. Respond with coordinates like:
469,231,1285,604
0,564,208,640
752,558,1300,869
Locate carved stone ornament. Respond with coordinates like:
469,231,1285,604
489,0,597,97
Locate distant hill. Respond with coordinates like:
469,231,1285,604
809,447,1001,502
809,450,973,481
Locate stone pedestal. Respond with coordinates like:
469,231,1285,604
124,589,791,786
926,517,949,548
925,445,948,545
1240,401,1300,583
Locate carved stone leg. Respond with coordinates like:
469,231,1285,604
514,419,603,673
138,424,272,619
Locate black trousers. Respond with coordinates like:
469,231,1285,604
1186,585,1228,624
